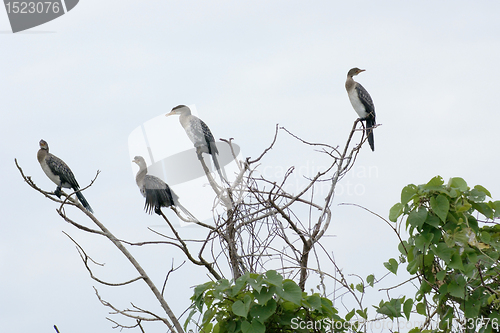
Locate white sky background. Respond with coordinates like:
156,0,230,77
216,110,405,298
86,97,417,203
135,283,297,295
1,1,500,332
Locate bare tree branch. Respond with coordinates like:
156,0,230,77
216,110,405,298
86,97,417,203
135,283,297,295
15,160,184,333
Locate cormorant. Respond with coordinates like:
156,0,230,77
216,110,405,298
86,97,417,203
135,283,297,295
165,105,226,181
345,68,376,151
133,155,195,220
37,139,93,212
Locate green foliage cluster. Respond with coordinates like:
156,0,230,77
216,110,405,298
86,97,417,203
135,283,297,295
187,176,500,333
386,176,500,332
186,270,350,333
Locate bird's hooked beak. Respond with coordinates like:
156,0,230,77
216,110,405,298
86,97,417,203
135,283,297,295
358,69,366,74
166,105,189,117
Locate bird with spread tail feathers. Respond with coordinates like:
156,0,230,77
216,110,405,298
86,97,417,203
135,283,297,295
345,68,376,151
133,155,196,220
37,139,93,213
165,105,226,181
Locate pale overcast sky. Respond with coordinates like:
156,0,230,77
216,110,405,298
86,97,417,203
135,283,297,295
1,1,500,332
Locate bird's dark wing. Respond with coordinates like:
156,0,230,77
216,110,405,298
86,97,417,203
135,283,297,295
355,83,375,151
201,120,218,155
45,153,80,188
187,116,218,155
355,83,375,121
143,175,176,214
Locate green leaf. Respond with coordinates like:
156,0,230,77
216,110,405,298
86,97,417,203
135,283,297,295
214,279,230,296
454,228,471,246
425,214,441,228
401,184,418,205
424,176,444,189
202,308,216,325
432,243,453,263
192,281,215,311
249,298,277,324
464,296,481,318
487,294,497,305
430,194,449,222
232,295,252,317
384,258,398,275
409,329,423,333
398,241,410,256
437,284,448,300
419,280,432,294
184,308,197,330
466,250,478,264
447,281,465,299
281,300,299,312
389,203,404,222
194,281,215,298
345,309,355,321
490,200,500,217
474,185,491,198
403,298,413,320
480,231,491,243
415,232,434,251
304,294,322,310
472,202,494,219
264,270,283,287
241,319,265,333
407,255,421,274
448,177,468,192
355,283,364,293
449,251,464,271
230,274,249,297
455,198,472,213
366,274,375,287
416,302,426,316
254,286,275,305
202,322,213,333
375,299,403,319
469,188,486,203
248,275,263,293
320,298,337,318
226,320,236,333
356,308,368,320
277,280,302,305
407,207,428,229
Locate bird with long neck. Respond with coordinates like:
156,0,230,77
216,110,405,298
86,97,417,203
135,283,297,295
133,155,196,220
37,139,93,212
345,68,376,151
165,105,226,181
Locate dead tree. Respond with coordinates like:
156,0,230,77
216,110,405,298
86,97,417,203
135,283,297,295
16,118,376,331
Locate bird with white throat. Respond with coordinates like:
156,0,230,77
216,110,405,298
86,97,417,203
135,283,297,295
165,105,227,181
345,68,376,151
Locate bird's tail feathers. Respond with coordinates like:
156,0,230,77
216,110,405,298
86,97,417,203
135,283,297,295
211,152,228,183
365,118,375,151
176,203,199,223
76,191,94,213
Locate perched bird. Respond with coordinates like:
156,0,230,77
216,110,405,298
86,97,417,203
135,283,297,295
165,105,226,181
133,156,196,219
37,139,93,213
345,68,376,151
